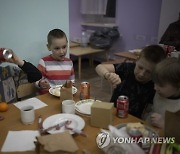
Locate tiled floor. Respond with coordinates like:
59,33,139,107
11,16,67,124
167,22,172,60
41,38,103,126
73,59,112,102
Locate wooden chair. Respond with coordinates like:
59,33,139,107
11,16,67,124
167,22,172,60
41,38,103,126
16,83,37,100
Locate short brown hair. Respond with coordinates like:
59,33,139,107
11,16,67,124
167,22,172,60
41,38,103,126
153,57,180,88
47,29,67,44
140,45,166,64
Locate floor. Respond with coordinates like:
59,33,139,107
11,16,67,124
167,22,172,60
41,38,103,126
73,59,112,102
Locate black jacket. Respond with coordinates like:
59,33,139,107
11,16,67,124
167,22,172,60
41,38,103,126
19,61,42,83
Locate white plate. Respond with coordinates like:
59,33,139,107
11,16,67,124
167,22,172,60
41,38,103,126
75,99,101,115
42,113,85,134
49,85,77,97
116,123,158,137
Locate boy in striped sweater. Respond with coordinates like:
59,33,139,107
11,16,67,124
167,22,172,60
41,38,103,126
36,29,75,94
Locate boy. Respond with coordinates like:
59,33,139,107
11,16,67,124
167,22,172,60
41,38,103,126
36,29,75,94
149,57,180,128
96,45,166,118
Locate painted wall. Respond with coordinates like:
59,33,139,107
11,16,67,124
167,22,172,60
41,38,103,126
158,0,180,41
69,0,82,42
0,0,69,66
69,0,162,59
115,0,162,52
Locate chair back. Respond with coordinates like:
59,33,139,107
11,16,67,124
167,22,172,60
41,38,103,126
17,83,37,100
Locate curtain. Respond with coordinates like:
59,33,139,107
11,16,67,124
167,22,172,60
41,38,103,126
81,0,108,15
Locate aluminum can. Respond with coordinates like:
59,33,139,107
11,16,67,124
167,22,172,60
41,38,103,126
167,45,175,57
0,48,13,61
117,95,129,118
80,81,90,100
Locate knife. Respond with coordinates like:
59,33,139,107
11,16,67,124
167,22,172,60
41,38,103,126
38,115,44,135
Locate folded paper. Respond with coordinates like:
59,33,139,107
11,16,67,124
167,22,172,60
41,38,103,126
36,131,79,153
1,131,39,152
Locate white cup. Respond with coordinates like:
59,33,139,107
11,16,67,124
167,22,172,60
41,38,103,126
20,105,35,125
62,100,75,114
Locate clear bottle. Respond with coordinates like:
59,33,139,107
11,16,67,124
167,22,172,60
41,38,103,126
81,30,88,47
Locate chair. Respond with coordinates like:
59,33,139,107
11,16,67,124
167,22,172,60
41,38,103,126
16,83,37,100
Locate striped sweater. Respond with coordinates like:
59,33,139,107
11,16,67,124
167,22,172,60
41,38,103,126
37,55,75,93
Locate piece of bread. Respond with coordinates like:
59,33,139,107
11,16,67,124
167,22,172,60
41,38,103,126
126,122,149,137
64,81,72,88
53,88,60,96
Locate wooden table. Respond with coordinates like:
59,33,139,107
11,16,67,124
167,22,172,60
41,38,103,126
114,51,138,61
70,46,107,79
0,93,163,154
70,41,80,48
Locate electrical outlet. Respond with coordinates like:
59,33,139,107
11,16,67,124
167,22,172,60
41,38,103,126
151,37,158,43
136,35,146,41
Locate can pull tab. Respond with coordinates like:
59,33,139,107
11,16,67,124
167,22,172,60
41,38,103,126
3,49,13,60
0,48,13,61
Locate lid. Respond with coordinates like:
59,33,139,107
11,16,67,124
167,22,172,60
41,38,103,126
3,49,13,59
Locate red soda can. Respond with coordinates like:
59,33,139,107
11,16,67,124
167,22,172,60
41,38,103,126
162,45,169,56
117,95,129,118
0,48,13,62
168,45,175,56
80,82,90,100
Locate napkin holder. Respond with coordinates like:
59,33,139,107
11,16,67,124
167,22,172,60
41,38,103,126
35,131,79,153
60,81,73,102
165,110,180,143
91,101,113,129
60,87,73,101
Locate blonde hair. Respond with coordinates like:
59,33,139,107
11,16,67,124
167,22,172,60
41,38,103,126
153,57,180,88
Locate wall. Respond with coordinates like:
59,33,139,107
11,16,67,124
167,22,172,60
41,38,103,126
0,0,69,66
158,0,180,41
69,0,162,59
115,0,162,52
69,0,82,42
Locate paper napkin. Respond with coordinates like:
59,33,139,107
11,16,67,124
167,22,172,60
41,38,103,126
1,130,39,152
14,97,47,110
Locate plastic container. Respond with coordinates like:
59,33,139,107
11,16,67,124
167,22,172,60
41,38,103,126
81,31,88,47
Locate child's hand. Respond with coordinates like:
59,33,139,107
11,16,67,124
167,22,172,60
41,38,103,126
150,113,164,128
104,72,121,88
39,79,50,89
6,52,24,66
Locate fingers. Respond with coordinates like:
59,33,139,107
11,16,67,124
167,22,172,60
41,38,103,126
39,79,50,89
149,113,163,127
106,73,121,87
150,113,161,119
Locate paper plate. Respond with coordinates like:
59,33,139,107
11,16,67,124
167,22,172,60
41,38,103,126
116,123,158,137
75,99,101,115
49,85,77,97
42,113,85,134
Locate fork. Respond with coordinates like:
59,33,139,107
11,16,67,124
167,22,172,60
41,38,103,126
65,124,87,137
40,120,71,134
